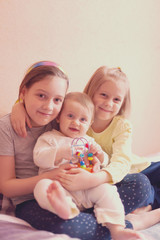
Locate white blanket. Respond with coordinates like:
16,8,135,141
0,214,80,240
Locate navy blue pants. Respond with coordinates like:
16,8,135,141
142,161,160,209
16,173,152,240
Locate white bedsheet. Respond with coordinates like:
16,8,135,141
0,214,80,240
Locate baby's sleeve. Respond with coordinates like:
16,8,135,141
33,131,58,170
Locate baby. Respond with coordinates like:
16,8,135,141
33,92,144,240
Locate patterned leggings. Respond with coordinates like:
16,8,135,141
116,173,154,214
142,161,160,209
16,173,153,240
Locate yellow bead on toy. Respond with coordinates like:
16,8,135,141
81,165,86,169
76,152,81,157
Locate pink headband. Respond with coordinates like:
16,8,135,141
27,61,65,74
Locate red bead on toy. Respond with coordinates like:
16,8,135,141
85,143,89,149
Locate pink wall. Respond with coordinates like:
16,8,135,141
0,0,160,156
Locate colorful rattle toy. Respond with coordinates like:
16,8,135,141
71,137,94,172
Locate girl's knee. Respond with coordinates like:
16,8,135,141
134,173,150,184
126,173,151,188
122,173,152,200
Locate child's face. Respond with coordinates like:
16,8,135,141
21,76,67,127
92,80,126,122
58,99,92,138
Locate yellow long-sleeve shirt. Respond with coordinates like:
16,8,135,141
87,115,150,184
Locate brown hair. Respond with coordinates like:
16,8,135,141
19,61,69,98
84,66,131,118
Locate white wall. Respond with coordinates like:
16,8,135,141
0,0,160,155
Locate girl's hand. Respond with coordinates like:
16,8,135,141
89,142,104,164
58,163,78,171
91,156,100,172
57,167,100,191
11,102,32,137
89,142,102,156
43,163,78,180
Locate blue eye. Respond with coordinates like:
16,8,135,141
55,98,62,103
81,118,86,122
114,98,121,102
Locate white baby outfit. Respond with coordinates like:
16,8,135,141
33,129,125,227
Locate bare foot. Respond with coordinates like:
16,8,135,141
126,208,160,231
111,227,147,240
107,222,147,240
47,181,71,219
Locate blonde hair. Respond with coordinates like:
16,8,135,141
64,92,95,121
84,66,131,118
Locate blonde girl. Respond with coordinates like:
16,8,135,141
84,66,149,183
82,66,160,230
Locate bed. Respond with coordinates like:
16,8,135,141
0,213,80,240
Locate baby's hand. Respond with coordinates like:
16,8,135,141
11,101,32,137
59,163,78,171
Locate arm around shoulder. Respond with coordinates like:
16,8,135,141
11,101,32,137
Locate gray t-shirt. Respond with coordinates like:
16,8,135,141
0,114,58,206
